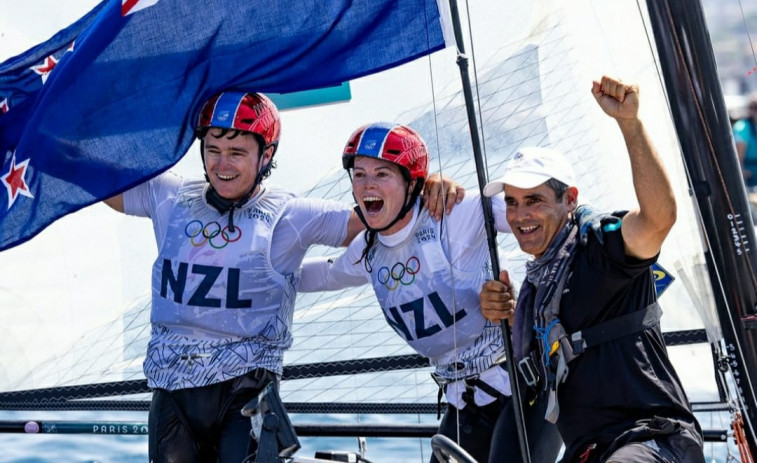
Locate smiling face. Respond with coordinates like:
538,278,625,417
352,156,415,235
203,128,272,202
504,181,578,257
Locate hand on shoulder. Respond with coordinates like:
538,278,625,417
423,173,465,221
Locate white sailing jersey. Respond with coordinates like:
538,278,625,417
300,191,512,406
123,172,350,390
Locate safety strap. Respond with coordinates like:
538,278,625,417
431,365,508,419
569,302,662,355
431,372,450,419
463,377,505,403
532,301,662,423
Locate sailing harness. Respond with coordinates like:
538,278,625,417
514,220,663,423
431,362,509,420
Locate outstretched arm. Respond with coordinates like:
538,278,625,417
103,194,124,212
299,246,368,292
592,76,676,259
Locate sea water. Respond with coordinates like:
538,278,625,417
0,409,739,462
0,410,441,463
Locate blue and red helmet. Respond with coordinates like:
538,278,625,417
196,91,281,148
342,122,429,181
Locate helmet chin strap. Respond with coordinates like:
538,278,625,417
353,179,425,233
205,187,252,233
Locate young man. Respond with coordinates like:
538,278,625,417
479,76,706,462
104,92,461,462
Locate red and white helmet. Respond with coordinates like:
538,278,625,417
196,91,281,148
342,122,429,181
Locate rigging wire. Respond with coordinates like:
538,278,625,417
737,0,757,75
463,0,489,176
424,29,466,447
445,0,532,461
423,0,466,448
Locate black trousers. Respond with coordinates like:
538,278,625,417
148,369,274,463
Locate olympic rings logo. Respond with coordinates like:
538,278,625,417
377,256,421,290
184,220,242,249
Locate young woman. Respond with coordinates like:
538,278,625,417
298,122,562,463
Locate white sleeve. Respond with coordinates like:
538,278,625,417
298,235,370,292
121,171,186,249
122,171,183,219
275,197,352,247
271,197,353,274
445,190,511,244
490,193,511,233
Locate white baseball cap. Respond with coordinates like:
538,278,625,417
483,146,576,197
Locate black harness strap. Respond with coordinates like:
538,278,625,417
570,302,662,355
431,364,509,419
464,377,505,402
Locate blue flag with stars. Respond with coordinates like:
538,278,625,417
0,0,448,251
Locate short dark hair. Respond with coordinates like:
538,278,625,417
196,127,262,149
546,178,569,200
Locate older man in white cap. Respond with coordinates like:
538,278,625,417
479,76,705,463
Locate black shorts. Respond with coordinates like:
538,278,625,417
148,368,275,463
604,427,705,463
569,417,705,463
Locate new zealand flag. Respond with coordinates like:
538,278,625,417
0,0,449,251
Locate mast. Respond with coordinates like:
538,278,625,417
445,1,531,461
646,0,757,456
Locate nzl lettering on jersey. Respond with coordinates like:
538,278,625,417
160,259,252,309
383,292,467,342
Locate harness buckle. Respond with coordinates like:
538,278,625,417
431,372,451,389
571,331,586,355
462,375,481,395
517,355,540,387
461,376,478,405
493,351,508,365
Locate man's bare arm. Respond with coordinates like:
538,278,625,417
592,76,676,259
